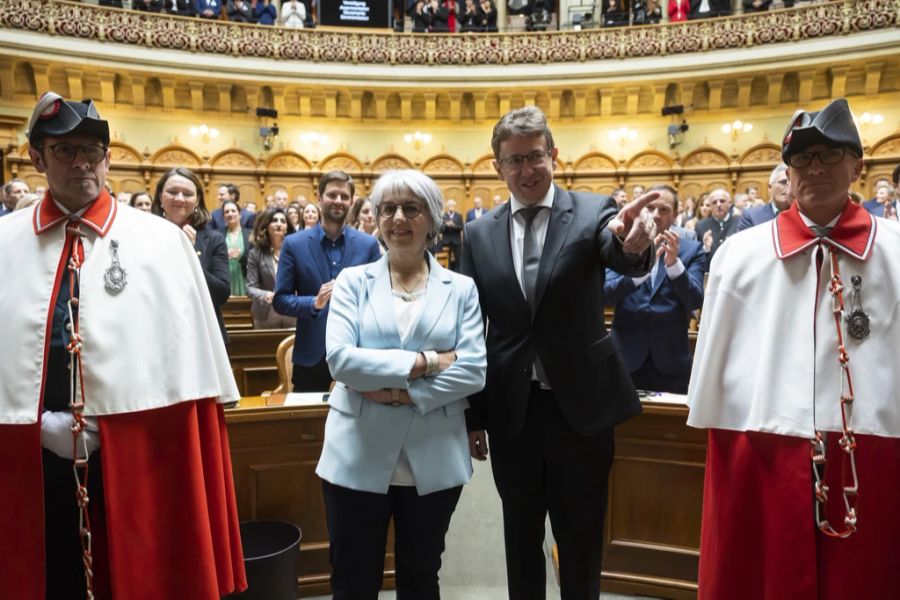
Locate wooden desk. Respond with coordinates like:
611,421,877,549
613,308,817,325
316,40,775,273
225,395,396,598
601,396,704,599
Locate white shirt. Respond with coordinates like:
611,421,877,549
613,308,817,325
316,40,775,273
508,185,555,298
390,286,427,486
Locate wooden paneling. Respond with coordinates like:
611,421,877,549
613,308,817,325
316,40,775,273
227,328,293,396
601,402,705,599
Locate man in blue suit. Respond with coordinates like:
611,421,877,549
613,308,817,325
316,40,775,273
606,185,705,394
195,0,222,18
466,195,486,222
209,183,255,231
737,163,792,231
274,171,381,391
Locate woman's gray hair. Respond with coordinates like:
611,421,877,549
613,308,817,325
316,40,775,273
368,170,443,242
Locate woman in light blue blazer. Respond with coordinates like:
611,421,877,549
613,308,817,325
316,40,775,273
319,169,486,599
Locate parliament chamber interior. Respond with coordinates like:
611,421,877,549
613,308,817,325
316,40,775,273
1,0,898,598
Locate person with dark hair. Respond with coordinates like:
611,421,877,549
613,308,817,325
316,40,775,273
246,208,297,329
153,167,232,343
0,92,245,599
129,190,153,212
273,170,381,392
462,105,655,600
195,0,223,18
222,198,251,296
228,0,256,22
605,185,705,393
254,0,278,24
688,98,900,599
348,196,378,237
459,0,482,32
479,0,497,31
210,182,255,231
285,203,302,232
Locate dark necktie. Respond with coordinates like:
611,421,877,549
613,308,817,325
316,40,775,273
520,206,545,307
810,224,832,238
519,205,550,387
652,255,666,289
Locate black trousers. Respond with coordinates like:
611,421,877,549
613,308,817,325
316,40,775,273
489,383,615,600
321,480,462,600
44,448,106,600
291,357,333,392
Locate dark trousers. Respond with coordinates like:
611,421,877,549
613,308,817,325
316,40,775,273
489,383,615,600
630,357,689,394
291,357,333,392
321,480,462,600
44,448,108,600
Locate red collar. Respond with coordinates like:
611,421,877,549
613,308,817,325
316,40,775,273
33,189,117,237
772,200,876,261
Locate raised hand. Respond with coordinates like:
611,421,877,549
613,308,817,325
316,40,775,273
607,191,660,254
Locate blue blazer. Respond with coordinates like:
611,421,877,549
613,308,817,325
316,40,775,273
863,199,890,217
318,254,487,495
273,225,381,366
194,0,221,16
604,238,705,376
737,203,778,232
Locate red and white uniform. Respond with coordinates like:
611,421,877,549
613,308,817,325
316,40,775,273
687,200,900,599
0,191,246,599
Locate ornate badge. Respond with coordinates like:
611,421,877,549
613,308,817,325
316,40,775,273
103,239,127,294
845,275,869,340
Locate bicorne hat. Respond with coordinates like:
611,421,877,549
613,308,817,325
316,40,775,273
781,98,862,163
27,92,110,147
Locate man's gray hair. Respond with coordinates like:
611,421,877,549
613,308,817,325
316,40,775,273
769,163,788,184
369,170,443,242
491,106,555,160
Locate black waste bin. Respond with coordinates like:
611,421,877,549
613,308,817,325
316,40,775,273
227,520,302,600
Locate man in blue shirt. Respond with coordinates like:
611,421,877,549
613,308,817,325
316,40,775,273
274,170,381,391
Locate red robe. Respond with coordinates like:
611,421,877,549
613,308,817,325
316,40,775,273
0,192,246,599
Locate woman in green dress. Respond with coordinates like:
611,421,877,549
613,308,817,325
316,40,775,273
223,199,250,296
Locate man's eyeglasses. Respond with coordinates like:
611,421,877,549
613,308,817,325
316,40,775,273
379,203,423,219
38,143,108,164
788,147,853,168
498,150,551,170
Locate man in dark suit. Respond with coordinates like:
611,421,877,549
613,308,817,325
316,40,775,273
210,183,255,231
440,198,463,271
738,163,792,231
695,188,737,270
273,171,381,391
605,185,704,394
466,195,486,222
461,106,655,600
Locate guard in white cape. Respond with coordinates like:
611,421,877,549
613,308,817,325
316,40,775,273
687,98,900,599
0,93,247,599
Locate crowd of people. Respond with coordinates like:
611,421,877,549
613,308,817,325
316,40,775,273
86,0,812,31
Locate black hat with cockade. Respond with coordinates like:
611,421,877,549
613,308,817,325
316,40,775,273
27,92,110,147
781,98,863,163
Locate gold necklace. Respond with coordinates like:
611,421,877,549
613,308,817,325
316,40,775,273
390,263,428,302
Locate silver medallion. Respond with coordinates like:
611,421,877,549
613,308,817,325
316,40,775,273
103,239,127,294
845,275,869,340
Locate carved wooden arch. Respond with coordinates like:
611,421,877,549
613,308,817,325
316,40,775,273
318,152,364,174
211,148,258,170
738,143,782,166
265,151,312,172
150,144,202,167
626,150,673,170
422,154,465,175
370,153,414,173
682,146,731,168
108,141,144,165
471,154,497,174
573,152,618,173
869,133,900,157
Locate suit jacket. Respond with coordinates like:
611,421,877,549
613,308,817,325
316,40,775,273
273,225,381,366
737,203,778,231
440,211,463,244
317,254,486,495
466,207,485,222
695,214,738,269
604,239,705,377
194,226,231,344
461,185,650,438
195,0,222,16
210,207,255,232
